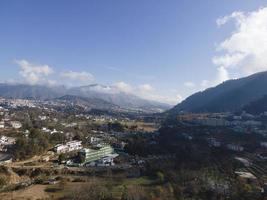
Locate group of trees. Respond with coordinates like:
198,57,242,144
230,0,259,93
12,129,50,160
108,122,125,132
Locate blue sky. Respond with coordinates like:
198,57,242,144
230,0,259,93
1,0,267,104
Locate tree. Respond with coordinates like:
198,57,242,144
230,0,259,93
58,154,67,164
156,171,165,183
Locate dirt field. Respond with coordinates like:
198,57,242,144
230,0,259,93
0,185,49,200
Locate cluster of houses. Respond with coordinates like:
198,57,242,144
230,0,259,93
0,99,37,108
207,137,245,152
178,112,267,135
208,137,267,154
42,127,63,135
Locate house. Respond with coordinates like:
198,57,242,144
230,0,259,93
207,138,221,147
85,155,117,167
67,140,82,152
42,127,51,133
233,116,242,120
182,133,193,140
227,144,244,152
54,144,68,153
0,121,4,129
39,116,47,121
90,137,102,145
261,142,267,148
243,120,262,126
10,121,22,129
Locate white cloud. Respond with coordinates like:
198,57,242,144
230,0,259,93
212,53,246,68
216,11,244,27
215,66,229,84
112,81,181,104
138,84,154,92
214,7,267,75
113,81,133,93
142,93,182,105
186,67,229,92
193,7,267,92
200,80,209,88
15,59,54,85
184,81,196,88
61,71,94,82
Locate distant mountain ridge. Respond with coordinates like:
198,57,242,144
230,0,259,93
55,95,118,111
0,84,66,100
69,84,171,111
170,71,267,114
0,83,171,112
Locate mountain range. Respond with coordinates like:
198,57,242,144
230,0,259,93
171,71,267,114
0,83,171,112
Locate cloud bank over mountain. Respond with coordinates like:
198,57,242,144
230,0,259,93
12,59,180,105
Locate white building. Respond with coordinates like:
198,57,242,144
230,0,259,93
243,120,262,126
67,140,83,152
85,155,117,167
54,140,82,153
54,144,68,154
261,142,267,148
0,121,4,129
39,116,47,121
227,144,244,152
42,127,51,133
90,137,102,144
207,138,221,147
10,121,22,129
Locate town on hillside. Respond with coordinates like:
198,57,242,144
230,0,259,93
0,97,266,199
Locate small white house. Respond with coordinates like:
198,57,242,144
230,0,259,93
0,121,5,129
90,137,102,144
207,138,221,147
10,121,22,129
227,144,244,152
39,116,47,121
261,142,267,148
